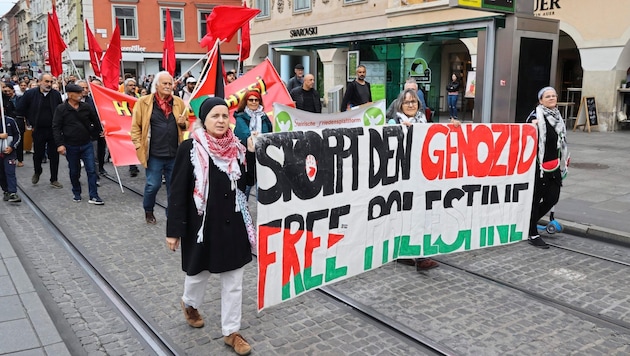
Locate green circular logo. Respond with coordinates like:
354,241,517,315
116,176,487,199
275,111,293,132
363,107,385,126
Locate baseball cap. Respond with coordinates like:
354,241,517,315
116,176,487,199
186,77,197,84
295,64,304,70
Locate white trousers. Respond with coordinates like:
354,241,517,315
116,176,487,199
182,267,244,336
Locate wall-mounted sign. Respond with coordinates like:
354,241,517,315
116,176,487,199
449,0,515,14
409,57,431,83
121,45,146,53
289,26,318,38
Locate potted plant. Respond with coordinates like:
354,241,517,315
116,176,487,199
621,79,627,89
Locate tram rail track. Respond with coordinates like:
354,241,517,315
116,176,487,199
18,182,183,356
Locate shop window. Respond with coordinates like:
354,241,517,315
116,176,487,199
256,0,270,18
294,0,311,12
161,8,184,41
114,6,137,39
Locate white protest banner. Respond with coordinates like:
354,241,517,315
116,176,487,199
255,123,538,311
273,100,387,132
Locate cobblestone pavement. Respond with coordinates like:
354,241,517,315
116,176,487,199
8,156,630,355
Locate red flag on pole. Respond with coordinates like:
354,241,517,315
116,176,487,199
85,20,103,77
101,22,122,91
162,9,176,76
47,11,67,77
200,6,260,48
238,6,251,61
89,83,140,166
189,40,225,118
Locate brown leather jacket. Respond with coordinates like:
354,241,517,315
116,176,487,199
130,94,189,167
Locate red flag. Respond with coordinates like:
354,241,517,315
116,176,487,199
89,83,140,166
238,9,251,61
85,20,103,77
101,22,122,91
47,11,67,77
200,6,260,48
162,9,176,76
223,59,294,124
189,40,225,118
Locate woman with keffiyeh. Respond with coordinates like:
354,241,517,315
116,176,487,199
526,87,569,249
166,97,255,356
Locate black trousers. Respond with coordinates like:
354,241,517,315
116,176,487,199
32,127,59,182
15,117,25,162
529,168,562,236
96,136,107,170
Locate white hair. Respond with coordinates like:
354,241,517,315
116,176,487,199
150,71,173,94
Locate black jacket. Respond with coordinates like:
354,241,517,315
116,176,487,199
290,87,322,113
15,87,63,128
167,139,253,275
0,116,21,151
341,80,372,111
52,101,101,147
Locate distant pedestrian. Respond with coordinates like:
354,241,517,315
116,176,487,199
131,71,189,224
167,97,253,356
52,84,104,204
526,86,569,249
290,74,321,113
341,65,371,111
15,73,64,189
124,78,141,178
0,115,22,203
446,73,460,120
286,63,304,93
226,70,237,84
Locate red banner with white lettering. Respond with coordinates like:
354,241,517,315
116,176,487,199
90,84,140,166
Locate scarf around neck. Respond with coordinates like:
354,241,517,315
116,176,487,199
190,127,246,242
396,110,427,124
154,94,173,116
535,105,569,177
245,106,265,133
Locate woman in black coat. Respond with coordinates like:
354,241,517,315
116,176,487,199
166,97,255,355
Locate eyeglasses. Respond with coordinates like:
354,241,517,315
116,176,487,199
247,98,259,102
403,101,418,106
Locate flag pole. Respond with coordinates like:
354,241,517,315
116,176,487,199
176,53,210,83
65,50,83,81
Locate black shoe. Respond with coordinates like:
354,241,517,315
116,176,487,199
130,166,139,177
528,235,549,249
3,192,9,201
99,168,108,176
8,193,21,203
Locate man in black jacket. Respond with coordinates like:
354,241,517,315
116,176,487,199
341,65,372,111
52,84,104,205
15,73,63,188
290,74,321,113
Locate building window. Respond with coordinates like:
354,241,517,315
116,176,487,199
161,8,184,41
199,10,211,39
294,0,311,12
256,0,270,18
344,0,366,3
114,6,138,39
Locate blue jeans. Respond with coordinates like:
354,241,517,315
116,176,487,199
0,151,17,193
448,94,458,119
66,142,99,199
143,156,174,213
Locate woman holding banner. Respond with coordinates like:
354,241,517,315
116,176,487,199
166,97,255,356
525,87,569,249
387,89,460,271
234,90,272,201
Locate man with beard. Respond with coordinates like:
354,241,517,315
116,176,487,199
341,65,372,111
15,73,63,188
131,71,189,224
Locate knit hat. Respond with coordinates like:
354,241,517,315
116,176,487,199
537,86,556,100
245,90,261,101
198,97,228,121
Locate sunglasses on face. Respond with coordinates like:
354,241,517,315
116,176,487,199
247,98,259,102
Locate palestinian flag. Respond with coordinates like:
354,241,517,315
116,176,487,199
189,40,225,119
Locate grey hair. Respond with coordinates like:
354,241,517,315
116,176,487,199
151,71,173,94
39,73,52,81
124,78,137,86
76,79,88,86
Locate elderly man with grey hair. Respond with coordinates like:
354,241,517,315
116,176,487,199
130,71,189,224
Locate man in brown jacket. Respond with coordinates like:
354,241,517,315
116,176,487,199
131,71,189,224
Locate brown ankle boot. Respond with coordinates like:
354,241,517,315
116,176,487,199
145,211,157,224
224,332,251,355
180,300,204,328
